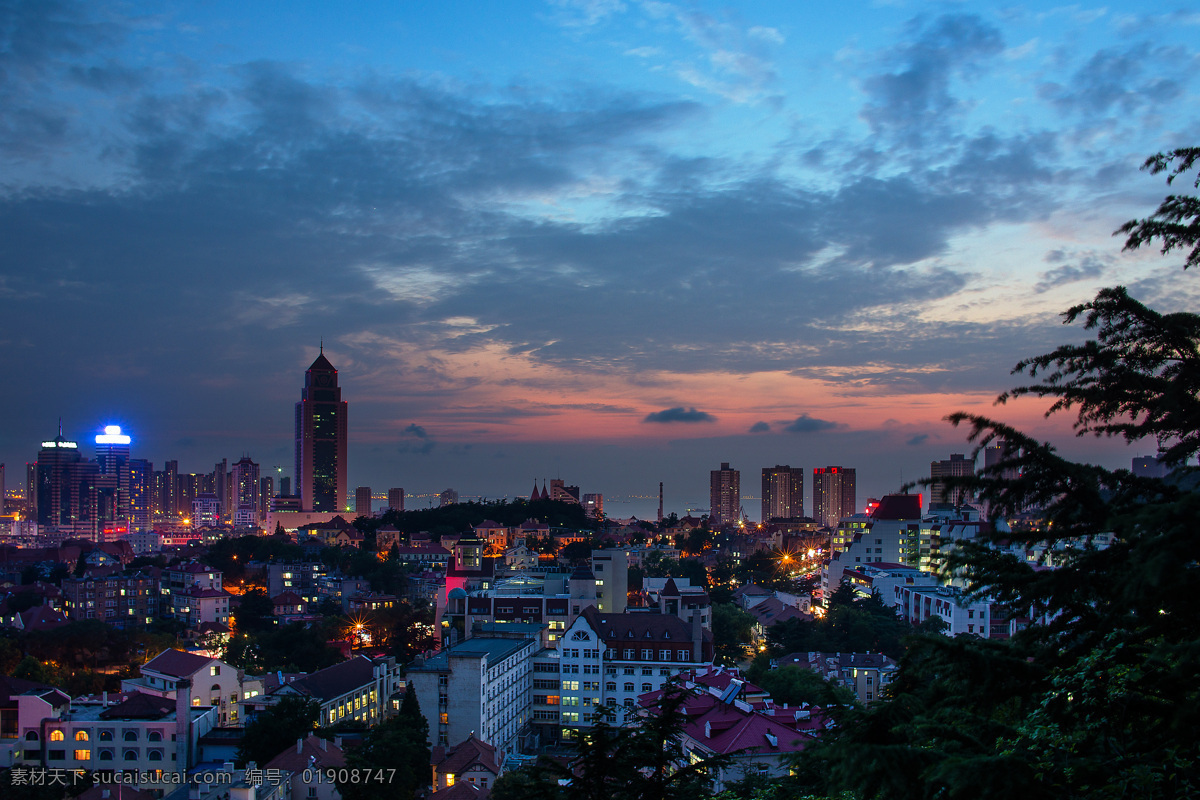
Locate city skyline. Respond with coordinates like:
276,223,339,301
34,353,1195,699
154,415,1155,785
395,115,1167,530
3,1,1195,517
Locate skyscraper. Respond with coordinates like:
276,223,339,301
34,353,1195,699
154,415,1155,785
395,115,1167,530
294,347,348,512
36,426,98,537
761,465,804,522
95,425,132,526
709,462,740,526
387,487,404,512
812,466,856,529
355,486,373,516
129,458,153,531
231,456,261,525
930,453,974,507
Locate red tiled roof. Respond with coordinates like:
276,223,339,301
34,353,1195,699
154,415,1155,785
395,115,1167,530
100,691,176,720
264,733,346,773
142,648,215,677
432,735,500,776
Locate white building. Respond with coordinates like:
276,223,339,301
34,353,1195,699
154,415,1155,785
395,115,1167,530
893,584,996,638
120,649,244,726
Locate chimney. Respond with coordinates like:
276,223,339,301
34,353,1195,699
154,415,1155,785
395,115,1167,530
175,677,192,769
296,738,304,754
320,737,328,751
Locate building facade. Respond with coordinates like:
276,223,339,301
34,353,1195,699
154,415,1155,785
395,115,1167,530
812,466,856,530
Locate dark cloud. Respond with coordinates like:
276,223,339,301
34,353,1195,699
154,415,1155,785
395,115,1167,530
749,421,770,433
906,433,931,446
403,424,429,438
860,13,1004,143
644,407,716,423
1038,43,1189,117
783,414,839,433
1034,255,1107,293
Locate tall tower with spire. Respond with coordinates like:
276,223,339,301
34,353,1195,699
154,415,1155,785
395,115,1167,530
294,345,348,512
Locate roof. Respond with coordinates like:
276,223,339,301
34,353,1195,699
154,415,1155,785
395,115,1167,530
748,597,812,627
777,651,899,672
186,587,230,598
308,352,336,372
580,606,709,647
434,782,488,800
264,733,346,773
414,638,533,671
287,656,378,702
100,692,176,720
432,734,501,775
272,591,305,605
19,605,69,631
870,494,923,521
77,785,157,800
142,648,215,678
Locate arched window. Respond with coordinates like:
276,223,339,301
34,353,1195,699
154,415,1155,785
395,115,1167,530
642,683,652,692
99,750,114,761
124,731,138,742
75,731,88,742
147,732,162,742
623,682,634,692
623,698,634,707
49,730,64,742
123,750,138,761
148,750,163,762
25,731,39,741
605,682,616,692
99,731,113,741
211,684,221,692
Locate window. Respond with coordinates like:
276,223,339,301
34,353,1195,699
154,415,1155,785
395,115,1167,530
641,683,652,692
677,650,688,660
99,750,113,761
642,667,653,676
148,732,162,742
641,649,652,659
124,731,138,741
210,665,220,676
123,750,138,761
624,682,634,692
623,698,634,708
606,682,616,692
25,732,39,741
623,649,634,659
74,731,88,742
74,750,90,761
49,731,64,742
570,631,590,641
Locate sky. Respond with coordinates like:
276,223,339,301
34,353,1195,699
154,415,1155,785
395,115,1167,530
3,0,1198,520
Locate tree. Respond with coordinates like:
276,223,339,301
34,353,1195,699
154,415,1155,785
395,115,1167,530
237,696,319,767
803,150,1200,800
339,687,429,800
753,665,856,708
233,587,274,632
711,603,756,664
508,687,731,800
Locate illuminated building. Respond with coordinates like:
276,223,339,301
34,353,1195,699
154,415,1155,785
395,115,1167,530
294,347,348,513
582,493,603,517
387,487,404,512
94,425,132,533
36,426,99,537
709,462,740,526
129,458,153,531
231,456,261,525
812,466,856,530
761,465,804,523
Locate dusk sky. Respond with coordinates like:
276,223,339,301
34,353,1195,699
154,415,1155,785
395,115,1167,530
3,0,1198,519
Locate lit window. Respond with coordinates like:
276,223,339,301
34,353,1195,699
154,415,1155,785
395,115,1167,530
74,750,90,760
50,731,64,742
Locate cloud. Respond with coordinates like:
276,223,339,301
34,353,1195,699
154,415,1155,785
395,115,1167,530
643,407,716,423
906,433,931,446
1037,43,1189,117
860,13,1004,143
783,414,839,433
749,421,770,433
1034,254,1107,292
403,423,429,438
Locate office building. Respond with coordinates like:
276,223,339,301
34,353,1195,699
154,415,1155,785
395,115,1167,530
930,453,974,508
355,486,372,516
582,493,603,517
709,463,740,526
761,465,804,522
294,347,348,512
129,458,153,531
94,425,132,528
387,487,404,512
812,466,856,529
36,427,99,537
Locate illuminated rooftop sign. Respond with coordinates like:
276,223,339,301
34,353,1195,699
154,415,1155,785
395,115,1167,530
95,425,132,445
41,440,78,449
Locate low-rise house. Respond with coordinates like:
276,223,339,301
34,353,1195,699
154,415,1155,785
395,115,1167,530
120,649,243,726
250,655,402,729
263,733,346,800
431,733,504,793
774,651,898,704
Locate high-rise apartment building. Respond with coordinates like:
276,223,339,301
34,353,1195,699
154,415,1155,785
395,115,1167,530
709,462,740,526
355,486,372,516
295,347,348,512
761,465,804,522
930,453,974,508
387,487,404,512
129,458,153,531
813,466,856,529
231,456,261,525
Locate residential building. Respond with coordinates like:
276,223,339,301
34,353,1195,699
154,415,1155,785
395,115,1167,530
230,456,261,526
812,467,856,530
249,655,402,729
893,585,997,638
263,734,346,800
407,635,537,751
773,651,899,704
929,453,974,508
761,465,804,523
709,463,740,527
62,571,159,628
387,487,404,512
295,347,348,513
120,649,243,726
820,493,922,605
355,486,372,516
430,734,504,794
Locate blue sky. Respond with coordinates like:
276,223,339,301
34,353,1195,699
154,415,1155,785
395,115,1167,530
2,0,1198,518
